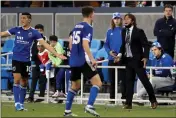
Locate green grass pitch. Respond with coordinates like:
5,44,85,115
2,102,176,117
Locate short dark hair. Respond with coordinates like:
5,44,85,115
35,24,44,30
164,4,173,11
82,6,94,18
124,13,137,27
49,35,58,42
21,12,32,19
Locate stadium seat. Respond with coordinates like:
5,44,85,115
1,56,6,64
91,39,101,50
58,39,64,47
95,47,109,82
1,39,15,53
1,79,8,90
1,57,9,90
28,79,32,89
91,39,101,57
36,82,39,91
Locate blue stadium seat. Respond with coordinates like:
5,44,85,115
58,39,64,47
28,79,32,89
1,79,8,90
1,57,9,90
1,56,6,64
91,39,101,50
36,82,39,91
1,39,15,53
95,47,109,82
91,39,101,57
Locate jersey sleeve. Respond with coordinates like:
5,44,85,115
82,26,92,42
7,27,17,35
34,31,43,41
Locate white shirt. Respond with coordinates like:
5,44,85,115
125,26,134,41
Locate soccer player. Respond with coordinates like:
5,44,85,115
0,12,66,111
64,6,102,117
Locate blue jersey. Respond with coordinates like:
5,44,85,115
104,27,122,60
69,22,93,67
150,53,173,77
7,26,42,62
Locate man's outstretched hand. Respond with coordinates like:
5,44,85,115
57,54,67,60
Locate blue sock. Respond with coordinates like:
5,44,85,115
19,85,27,105
87,85,100,107
65,89,77,111
13,84,20,104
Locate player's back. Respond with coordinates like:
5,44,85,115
69,22,93,67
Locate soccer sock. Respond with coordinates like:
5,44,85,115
19,85,27,105
65,89,77,112
13,84,20,105
87,85,100,107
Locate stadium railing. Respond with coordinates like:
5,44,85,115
1,52,13,65
1,63,176,104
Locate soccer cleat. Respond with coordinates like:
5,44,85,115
15,103,23,111
20,104,28,111
64,112,77,117
35,99,44,103
151,102,158,109
52,91,66,98
52,91,59,98
27,97,34,103
122,104,132,109
84,106,100,117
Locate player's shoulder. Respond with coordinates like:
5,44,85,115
12,26,22,30
80,22,92,29
162,53,172,60
30,27,38,32
30,27,41,36
107,28,112,32
74,22,89,28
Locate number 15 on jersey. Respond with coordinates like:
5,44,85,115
72,31,81,44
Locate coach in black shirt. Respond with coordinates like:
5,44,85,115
154,4,176,58
27,24,47,102
115,13,157,109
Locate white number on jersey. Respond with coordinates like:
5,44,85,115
72,31,81,44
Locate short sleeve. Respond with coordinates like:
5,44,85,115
82,26,92,42
34,31,43,41
7,27,17,35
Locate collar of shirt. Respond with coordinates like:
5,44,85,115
128,26,134,32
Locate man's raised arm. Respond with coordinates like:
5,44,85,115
0,31,11,37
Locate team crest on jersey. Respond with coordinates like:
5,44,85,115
86,33,91,39
12,66,16,71
28,32,32,37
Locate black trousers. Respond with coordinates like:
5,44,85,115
108,60,126,100
29,66,47,98
125,58,157,106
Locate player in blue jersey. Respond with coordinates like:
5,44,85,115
136,42,175,99
64,6,102,117
0,12,66,111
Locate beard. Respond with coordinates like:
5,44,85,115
125,23,133,28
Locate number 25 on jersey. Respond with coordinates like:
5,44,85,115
72,31,81,44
